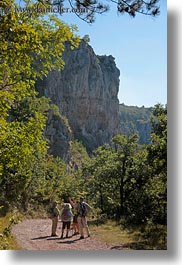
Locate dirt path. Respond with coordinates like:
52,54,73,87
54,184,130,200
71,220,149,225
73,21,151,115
12,219,117,250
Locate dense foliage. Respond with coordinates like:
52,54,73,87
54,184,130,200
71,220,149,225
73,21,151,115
119,104,153,144
83,104,167,226
0,1,167,224
0,1,166,250
0,0,80,211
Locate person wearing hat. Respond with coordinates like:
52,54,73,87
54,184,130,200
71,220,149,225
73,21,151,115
50,201,60,237
60,203,74,238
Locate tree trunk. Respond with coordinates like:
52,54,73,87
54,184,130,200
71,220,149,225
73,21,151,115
120,158,126,217
99,183,104,212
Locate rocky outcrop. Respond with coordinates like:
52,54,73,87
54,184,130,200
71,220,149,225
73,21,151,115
37,41,120,153
45,109,72,160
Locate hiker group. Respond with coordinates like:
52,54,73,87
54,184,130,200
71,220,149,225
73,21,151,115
49,197,93,240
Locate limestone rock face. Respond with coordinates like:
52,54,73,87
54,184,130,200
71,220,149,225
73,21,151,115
45,109,72,160
38,41,120,152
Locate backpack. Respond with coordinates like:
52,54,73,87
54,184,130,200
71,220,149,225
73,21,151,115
79,202,87,217
48,206,55,218
61,209,70,221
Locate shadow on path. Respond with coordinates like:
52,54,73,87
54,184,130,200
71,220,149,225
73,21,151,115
57,238,82,244
31,235,51,240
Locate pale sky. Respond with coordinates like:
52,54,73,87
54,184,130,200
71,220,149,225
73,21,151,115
15,0,167,107
61,0,167,107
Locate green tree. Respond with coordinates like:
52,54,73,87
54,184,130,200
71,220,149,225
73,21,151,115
146,104,167,224
70,140,90,170
111,134,139,217
0,0,80,209
122,148,151,224
0,1,79,119
83,134,139,219
83,145,118,215
125,104,167,224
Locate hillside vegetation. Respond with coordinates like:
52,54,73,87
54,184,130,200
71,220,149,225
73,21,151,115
0,1,167,250
119,104,153,144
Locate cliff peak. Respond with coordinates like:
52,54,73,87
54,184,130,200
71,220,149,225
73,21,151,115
37,41,120,155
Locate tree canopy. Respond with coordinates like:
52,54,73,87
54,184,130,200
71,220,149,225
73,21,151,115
0,0,80,210
0,1,160,23
82,104,167,225
64,0,160,22
49,0,160,22
0,0,166,250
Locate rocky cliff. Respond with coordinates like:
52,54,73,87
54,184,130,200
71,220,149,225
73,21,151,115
44,108,73,160
37,41,120,154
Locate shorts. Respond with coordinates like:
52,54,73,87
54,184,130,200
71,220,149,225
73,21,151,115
62,221,71,229
73,215,78,223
